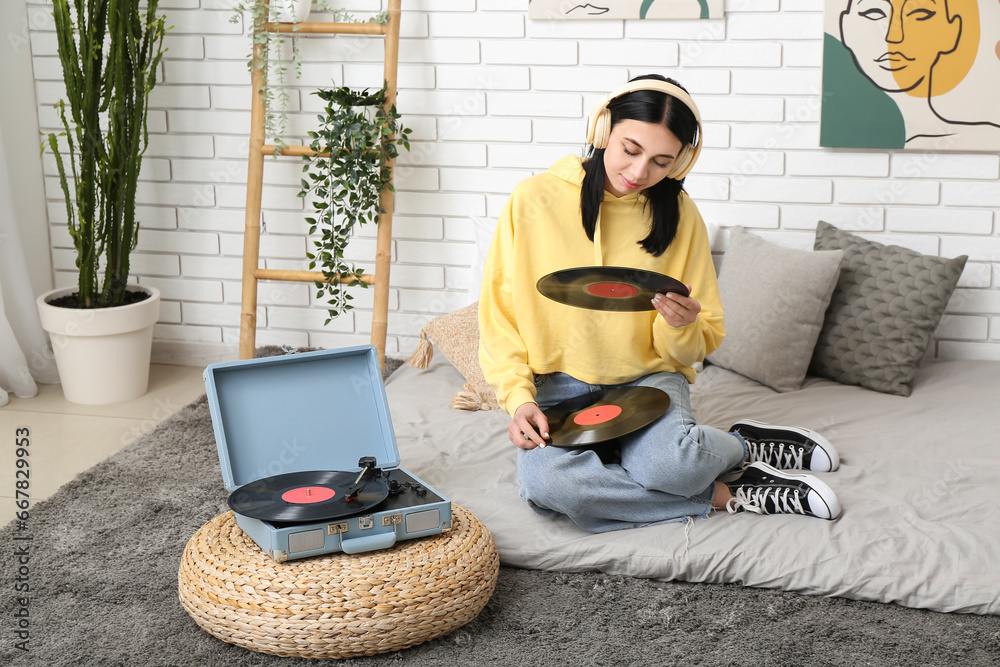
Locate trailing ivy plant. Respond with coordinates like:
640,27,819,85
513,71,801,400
229,2,389,152
45,0,167,308
298,84,410,323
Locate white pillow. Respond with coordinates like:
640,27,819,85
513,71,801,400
467,216,496,305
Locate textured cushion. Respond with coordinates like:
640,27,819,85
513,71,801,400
707,227,844,392
405,302,500,411
809,221,967,396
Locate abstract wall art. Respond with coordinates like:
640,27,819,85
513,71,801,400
528,0,724,21
821,0,1000,151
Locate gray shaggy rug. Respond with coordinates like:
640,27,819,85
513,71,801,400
2,357,999,666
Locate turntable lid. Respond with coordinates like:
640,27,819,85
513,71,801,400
204,345,400,492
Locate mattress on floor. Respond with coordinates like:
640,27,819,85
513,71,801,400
384,352,1000,615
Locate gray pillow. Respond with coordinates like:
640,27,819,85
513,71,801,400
810,221,967,396
707,227,844,392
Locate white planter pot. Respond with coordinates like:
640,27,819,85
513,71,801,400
36,285,161,405
272,0,312,23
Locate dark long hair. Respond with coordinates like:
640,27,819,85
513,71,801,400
581,74,699,257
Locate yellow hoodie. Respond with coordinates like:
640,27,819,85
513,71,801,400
478,155,725,416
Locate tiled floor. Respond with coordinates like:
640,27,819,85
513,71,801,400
1,364,207,525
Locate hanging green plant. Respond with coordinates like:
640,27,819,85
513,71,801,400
229,0,304,152
298,84,411,324
229,1,389,152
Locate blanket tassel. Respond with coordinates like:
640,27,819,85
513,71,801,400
406,330,433,370
451,383,482,411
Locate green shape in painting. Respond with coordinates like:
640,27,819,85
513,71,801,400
640,0,710,19
820,32,905,149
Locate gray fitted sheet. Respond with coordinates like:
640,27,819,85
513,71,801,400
385,351,1000,615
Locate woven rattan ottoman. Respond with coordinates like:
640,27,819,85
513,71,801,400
178,504,499,659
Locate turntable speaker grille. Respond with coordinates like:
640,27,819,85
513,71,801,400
405,509,441,533
288,528,325,554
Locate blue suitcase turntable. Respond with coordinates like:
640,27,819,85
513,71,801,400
204,345,452,562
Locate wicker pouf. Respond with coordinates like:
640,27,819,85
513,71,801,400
178,504,499,659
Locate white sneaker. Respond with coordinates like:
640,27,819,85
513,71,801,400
725,462,842,520
731,419,840,472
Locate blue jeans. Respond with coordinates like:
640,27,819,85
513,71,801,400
517,371,747,533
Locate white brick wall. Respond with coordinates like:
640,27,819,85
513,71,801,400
27,0,1000,363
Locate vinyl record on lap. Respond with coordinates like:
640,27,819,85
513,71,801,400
536,266,689,312
228,470,389,522
543,386,670,447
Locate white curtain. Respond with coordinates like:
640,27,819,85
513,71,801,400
0,125,59,406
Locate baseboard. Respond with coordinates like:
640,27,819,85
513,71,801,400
150,338,409,367
151,340,239,367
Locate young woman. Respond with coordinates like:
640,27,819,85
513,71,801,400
478,74,842,533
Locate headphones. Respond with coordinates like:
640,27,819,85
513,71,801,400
586,79,704,181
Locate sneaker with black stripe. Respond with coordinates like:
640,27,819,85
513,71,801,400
725,462,842,520
730,419,840,472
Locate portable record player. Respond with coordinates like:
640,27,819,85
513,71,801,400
203,345,452,562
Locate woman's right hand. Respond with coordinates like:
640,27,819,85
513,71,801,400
509,402,550,450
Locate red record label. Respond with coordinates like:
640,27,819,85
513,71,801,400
585,282,639,298
281,486,337,504
573,404,623,426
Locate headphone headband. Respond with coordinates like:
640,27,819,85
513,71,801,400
586,79,703,180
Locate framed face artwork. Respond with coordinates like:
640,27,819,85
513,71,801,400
821,0,1000,151
527,0,724,20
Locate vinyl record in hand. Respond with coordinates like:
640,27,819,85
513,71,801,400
228,470,389,522
543,386,670,447
536,266,689,312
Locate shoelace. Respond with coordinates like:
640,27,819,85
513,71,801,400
746,440,804,470
725,485,806,515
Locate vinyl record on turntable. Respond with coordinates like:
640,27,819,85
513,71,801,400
536,266,689,312
227,470,389,523
543,386,670,447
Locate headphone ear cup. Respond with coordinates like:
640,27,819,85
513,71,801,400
591,108,612,150
667,145,693,180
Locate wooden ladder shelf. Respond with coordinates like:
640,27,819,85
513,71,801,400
239,0,402,369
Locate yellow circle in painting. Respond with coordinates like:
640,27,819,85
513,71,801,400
910,0,980,98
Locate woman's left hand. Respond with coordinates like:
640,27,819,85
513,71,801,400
652,286,700,328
